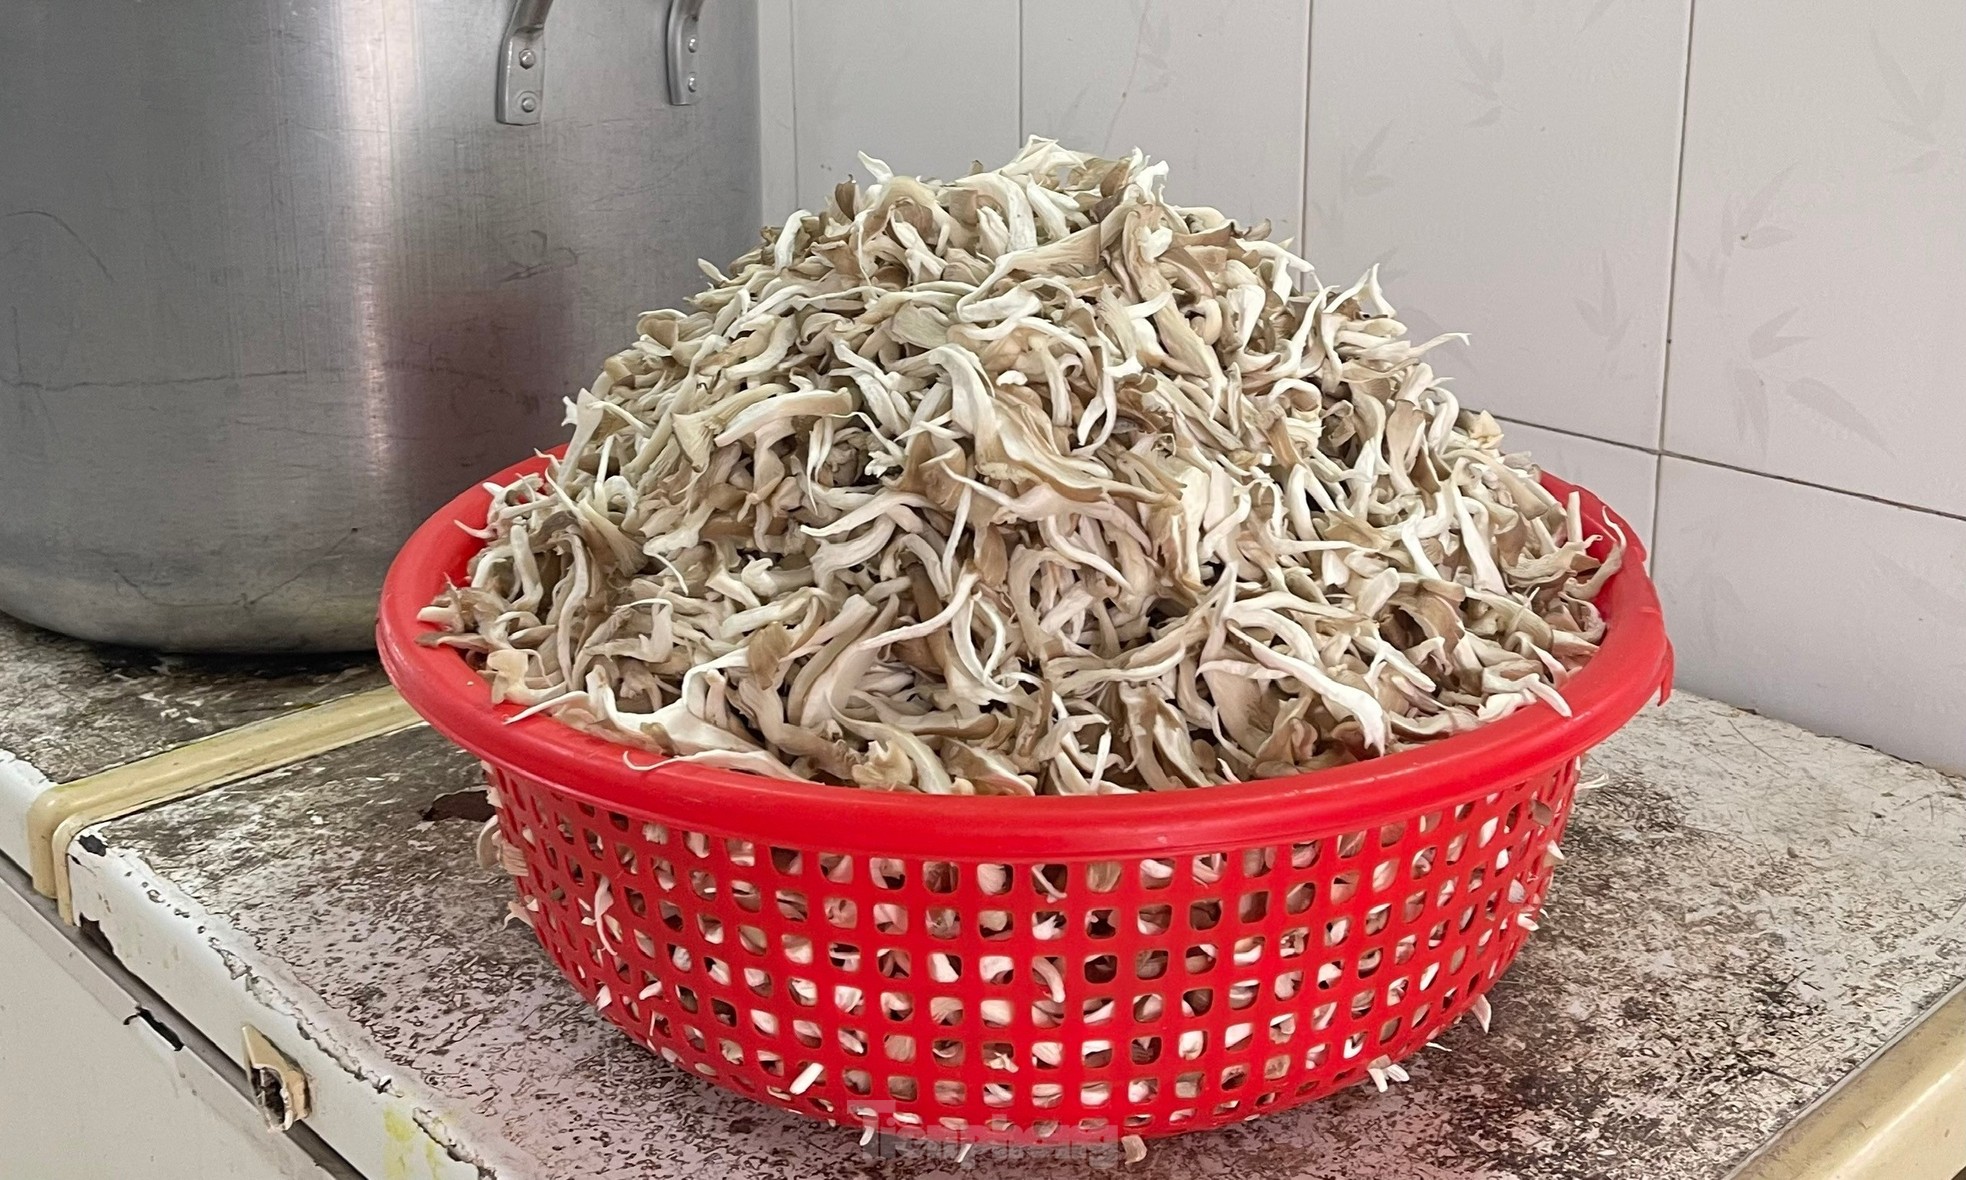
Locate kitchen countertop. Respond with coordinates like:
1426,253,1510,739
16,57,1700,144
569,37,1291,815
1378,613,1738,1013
0,613,383,784
4,607,1963,1178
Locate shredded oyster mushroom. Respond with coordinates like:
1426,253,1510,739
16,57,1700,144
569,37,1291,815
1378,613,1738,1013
421,138,1621,796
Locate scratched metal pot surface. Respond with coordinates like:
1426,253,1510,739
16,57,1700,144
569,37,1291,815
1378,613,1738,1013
0,0,757,652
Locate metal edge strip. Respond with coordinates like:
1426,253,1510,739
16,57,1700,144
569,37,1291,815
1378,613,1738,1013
1729,982,1966,1180
25,686,423,921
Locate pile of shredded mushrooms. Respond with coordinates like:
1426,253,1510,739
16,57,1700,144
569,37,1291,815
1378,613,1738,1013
422,139,1622,795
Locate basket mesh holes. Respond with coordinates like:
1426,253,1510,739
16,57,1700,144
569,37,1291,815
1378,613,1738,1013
1357,949,1383,978
923,862,957,893
1135,948,1170,981
1082,861,1123,892
1336,831,1365,858
1174,1071,1202,1099
882,991,914,1021
1138,903,1173,935
683,1025,706,1052
710,997,738,1028
1444,834,1469,865
542,846,561,871
1086,908,1118,938
932,1038,964,1065
688,870,716,901
1182,988,1214,1017
872,903,907,933
877,948,910,978
1411,846,1439,879
1285,882,1316,913
1032,864,1070,898
1331,870,1360,904
1141,858,1176,889
1188,901,1223,932
825,898,858,930
1365,903,1392,936
652,858,675,890
1274,969,1304,1000
844,1069,872,1095
935,1080,966,1106
1311,1001,1337,1031
1371,858,1398,892
718,1037,743,1064
1242,847,1276,877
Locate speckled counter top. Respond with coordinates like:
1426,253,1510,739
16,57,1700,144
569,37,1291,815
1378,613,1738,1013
4,608,1964,1179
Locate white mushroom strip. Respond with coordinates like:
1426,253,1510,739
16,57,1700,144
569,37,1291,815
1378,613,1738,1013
429,139,1622,792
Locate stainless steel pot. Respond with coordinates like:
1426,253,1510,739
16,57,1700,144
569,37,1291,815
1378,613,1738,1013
0,0,758,651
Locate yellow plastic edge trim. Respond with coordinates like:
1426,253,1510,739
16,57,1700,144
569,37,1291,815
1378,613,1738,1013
1730,983,1966,1180
25,686,422,922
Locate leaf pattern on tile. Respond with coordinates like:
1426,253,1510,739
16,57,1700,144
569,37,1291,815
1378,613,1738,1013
1580,0,1618,33
1683,169,1793,303
1730,362,1769,455
1574,255,1633,375
1448,9,1506,127
1870,30,1952,174
1785,378,1892,455
1722,168,1794,251
1343,123,1397,198
1877,552,1966,617
1746,308,1807,360
1685,574,1751,652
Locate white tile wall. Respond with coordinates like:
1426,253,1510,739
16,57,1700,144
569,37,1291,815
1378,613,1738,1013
1496,420,1660,548
1021,0,1310,242
754,0,798,226
787,0,1021,203
1654,458,1966,773
752,2,1966,773
1302,0,1690,449
1665,0,1966,517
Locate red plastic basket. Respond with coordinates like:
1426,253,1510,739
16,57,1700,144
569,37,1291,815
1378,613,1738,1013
378,453,1671,1146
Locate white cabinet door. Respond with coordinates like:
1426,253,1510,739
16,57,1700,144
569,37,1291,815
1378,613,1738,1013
0,879,344,1180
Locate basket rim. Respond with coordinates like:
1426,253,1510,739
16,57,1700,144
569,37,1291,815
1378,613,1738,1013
378,451,1672,860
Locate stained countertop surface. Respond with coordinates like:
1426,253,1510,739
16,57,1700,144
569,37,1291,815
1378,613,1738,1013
0,611,383,784
69,688,1966,1179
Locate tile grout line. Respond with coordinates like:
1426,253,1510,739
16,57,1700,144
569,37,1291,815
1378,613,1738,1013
1650,0,1700,571
1298,0,1316,250
787,0,801,209
1015,0,1026,144
1494,413,1966,525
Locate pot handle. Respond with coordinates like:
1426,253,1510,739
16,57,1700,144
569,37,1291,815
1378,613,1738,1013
496,0,707,125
